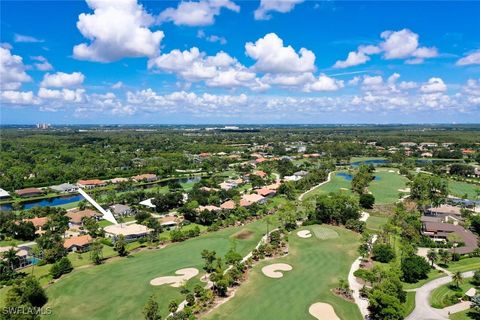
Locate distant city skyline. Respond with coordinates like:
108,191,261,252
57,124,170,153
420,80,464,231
1,0,479,124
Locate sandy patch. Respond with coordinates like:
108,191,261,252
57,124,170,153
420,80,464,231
388,170,395,173
398,187,411,192
309,302,340,320
262,263,292,278
297,230,312,238
150,268,199,287
359,211,369,222
340,187,349,191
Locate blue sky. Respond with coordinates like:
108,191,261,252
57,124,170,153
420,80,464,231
1,0,479,124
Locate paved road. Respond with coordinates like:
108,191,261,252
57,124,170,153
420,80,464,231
406,271,474,320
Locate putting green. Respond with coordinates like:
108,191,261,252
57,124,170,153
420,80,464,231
205,225,362,320
43,220,267,320
311,225,339,240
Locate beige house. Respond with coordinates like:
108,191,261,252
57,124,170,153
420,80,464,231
104,223,152,241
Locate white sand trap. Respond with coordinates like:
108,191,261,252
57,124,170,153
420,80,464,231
150,268,199,287
398,187,411,192
309,302,340,320
388,170,395,173
340,187,349,191
359,211,370,222
262,263,292,278
297,230,312,238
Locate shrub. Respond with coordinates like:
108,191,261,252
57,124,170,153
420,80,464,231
359,194,375,209
50,257,73,279
372,244,395,263
401,255,431,283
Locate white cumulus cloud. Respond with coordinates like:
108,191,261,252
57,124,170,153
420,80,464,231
40,72,85,88
73,0,164,62
456,50,480,66
420,77,447,93
0,46,32,90
254,0,304,20
158,0,239,26
245,33,315,73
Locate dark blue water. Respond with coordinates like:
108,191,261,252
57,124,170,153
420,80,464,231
0,176,203,211
337,172,380,181
350,159,389,167
0,194,84,211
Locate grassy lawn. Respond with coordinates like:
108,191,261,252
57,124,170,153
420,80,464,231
449,180,480,199
430,280,475,309
43,219,268,320
205,225,362,320
0,238,22,246
366,215,388,231
405,291,416,317
447,258,480,273
368,170,409,204
450,309,478,320
303,169,408,205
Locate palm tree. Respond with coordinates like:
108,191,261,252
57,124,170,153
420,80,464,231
452,271,463,288
438,249,450,266
427,249,438,267
3,248,19,269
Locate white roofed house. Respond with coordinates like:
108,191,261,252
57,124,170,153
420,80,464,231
104,223,152,242
51,183,78,193
109,204,133,217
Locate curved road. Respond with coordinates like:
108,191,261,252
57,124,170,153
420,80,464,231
406,271,474,320
298,171,333,201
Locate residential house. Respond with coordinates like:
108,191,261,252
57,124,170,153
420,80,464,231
109,204,133,217
220,200,236,210
132,173,157,182
23,217,49,235
240,194,266,207
15,187,44,197
422,221,477,254
284,175,302,182
109,177,129,184
196,205,221,212
104,223,152,241
51,183,78,193
252,170,267,178
63,235,92,252
65,209,102,227
256,188,276,197
159,216,181,229
0,246,30,269
399,142,417,147
421,152,433,158
77,179,106,189
294,170,308,177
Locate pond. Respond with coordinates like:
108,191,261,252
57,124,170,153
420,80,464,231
350,159,389,167
336,172,380,181
0,176,204,211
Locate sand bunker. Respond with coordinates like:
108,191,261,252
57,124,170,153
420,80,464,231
388,170,395,173
398,187,411,192
340,187,349,191
150,268,199,287
297,230,312,238
309,302,340,320
262,263,292,278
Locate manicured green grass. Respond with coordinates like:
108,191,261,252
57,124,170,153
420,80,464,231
430,280,475,309
303,169,408,205
205,225,362,320
447,258,480,273
366,215,388,231
450,309,477,319
405,291,416,317
402,269,446,290
0,238,22,246
44,220,268,320
449,180,480,199
368,170,409,204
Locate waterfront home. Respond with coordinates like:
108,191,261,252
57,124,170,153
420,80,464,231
23,217,49,235
109,204,133,217
0,188,11,199
15,187,44,197
77,179,106,189
104,223,152,241
51,183,78,193
132,173,157,182
66,209,102,227
63,234,92,252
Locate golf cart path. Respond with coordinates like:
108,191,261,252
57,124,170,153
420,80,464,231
406,271,474,320
298,171,333,201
